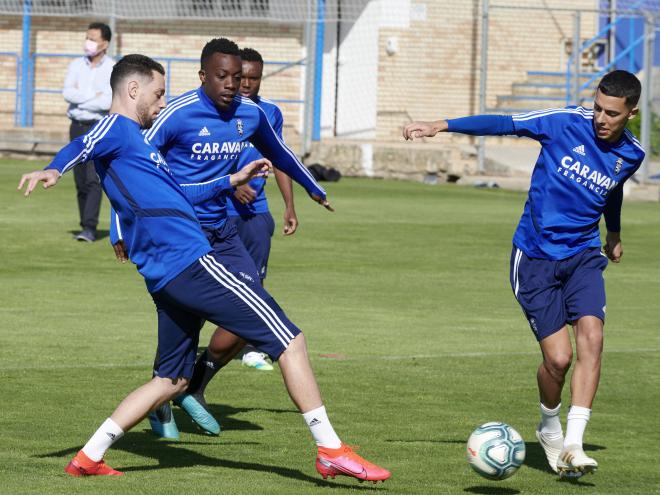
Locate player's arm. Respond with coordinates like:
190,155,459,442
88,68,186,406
602,156,644,264
270,108,298,235
18,117,120,196
251,108,332,211
274,167,297,235
403,115,515,140
19,137,89,194
179,158,271,205
109,207,128,263
603,185,623,263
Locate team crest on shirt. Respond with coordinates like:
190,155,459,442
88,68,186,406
614,158,623,175
236,119,244,136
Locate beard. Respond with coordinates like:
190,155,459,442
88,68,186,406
137,100,156,129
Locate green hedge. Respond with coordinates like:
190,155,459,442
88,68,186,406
626,111,660,158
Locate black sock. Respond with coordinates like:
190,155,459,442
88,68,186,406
187,349,223,396
152,348,160,378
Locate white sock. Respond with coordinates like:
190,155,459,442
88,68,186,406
81,418,124,461
564,405,591,448
539,402,563,439
303,405,341,449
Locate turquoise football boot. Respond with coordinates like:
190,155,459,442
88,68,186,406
148,401,180,440
174,393,221,435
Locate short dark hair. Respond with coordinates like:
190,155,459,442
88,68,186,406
110,54,164,92
240,47,263,64
200,38,240,69
598,70,641,107
88,22,112,42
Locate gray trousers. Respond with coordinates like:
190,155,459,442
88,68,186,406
69,120,102,231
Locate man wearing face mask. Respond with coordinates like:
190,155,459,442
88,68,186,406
63,22,115,242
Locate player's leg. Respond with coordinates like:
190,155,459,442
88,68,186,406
171,223,257,433
234,212,276,370
168,253,390,482
569,315,603,408
556,248,607,477
535,327,572,473
538,327,573,408
66,299,202,476
510,246,568,473
172,327,244,435
65,376,188,477
148,349,182,440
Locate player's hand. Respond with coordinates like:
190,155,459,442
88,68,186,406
230,158,271,188
234,184,257,204
311,194,334,212
402,120,448,140
113,240,129,263
283,207,298,235
17,169,60,197
604,231,623,263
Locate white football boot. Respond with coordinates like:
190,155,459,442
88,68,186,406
241,351,274,371
535,424,563,473
557,444,598,478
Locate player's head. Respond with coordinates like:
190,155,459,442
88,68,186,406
593,70,640,142
199,38,241,111
110,54,166,128
239,47,264,100
85,22,111,58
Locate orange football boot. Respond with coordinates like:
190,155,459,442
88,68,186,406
64,450,123,477
316,444,391,483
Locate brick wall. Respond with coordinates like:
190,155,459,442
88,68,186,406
375,0,597,141
0,16,304,138
0,1,599,146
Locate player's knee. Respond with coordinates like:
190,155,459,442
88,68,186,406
171,377,189,396
154,376,189,398
579,326,604,351
277,333,306,363
545,351,572,377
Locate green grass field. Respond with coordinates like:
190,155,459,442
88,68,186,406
1,158,659,495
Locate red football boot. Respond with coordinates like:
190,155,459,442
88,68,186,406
316,444,391,483
64,450,123,477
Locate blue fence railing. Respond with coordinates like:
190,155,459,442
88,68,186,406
565,12,650,105
6,52,305,127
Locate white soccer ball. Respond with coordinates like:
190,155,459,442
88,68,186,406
466,422,526,480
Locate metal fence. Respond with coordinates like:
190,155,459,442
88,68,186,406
0,0,350,155
479,1,660,182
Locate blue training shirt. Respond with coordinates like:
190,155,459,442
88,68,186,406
46,114,219,293
226,96,284,218
141,87,323,229
447,106,645,260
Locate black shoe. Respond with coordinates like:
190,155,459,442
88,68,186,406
75,229,96,242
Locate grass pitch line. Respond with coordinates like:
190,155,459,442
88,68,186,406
0,347,658,372
356,347,660,361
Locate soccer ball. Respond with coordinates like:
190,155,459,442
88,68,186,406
466,422,526,480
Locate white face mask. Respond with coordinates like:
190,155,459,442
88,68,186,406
84,39,100,57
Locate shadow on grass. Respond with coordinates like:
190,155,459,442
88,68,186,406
173,403,298,435
37,432,384,490
464,487,520,495
67,229,110,241
384,438,466,445
524,441,605,476
385,438,599,487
